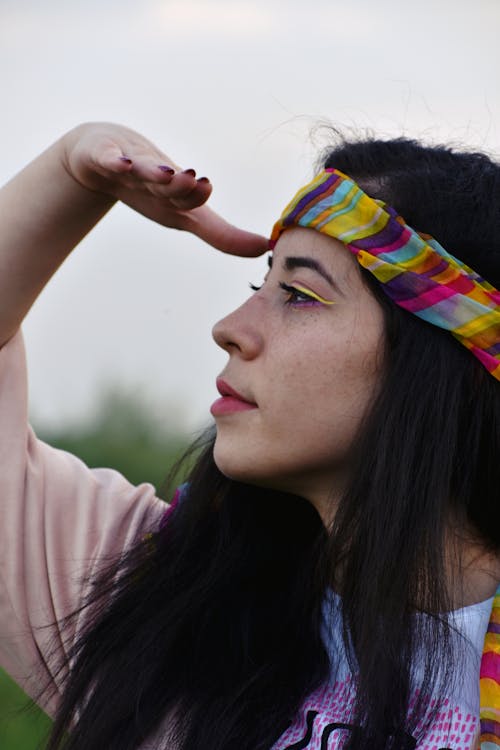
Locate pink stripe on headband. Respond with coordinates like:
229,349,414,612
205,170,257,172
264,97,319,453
270,169,500,381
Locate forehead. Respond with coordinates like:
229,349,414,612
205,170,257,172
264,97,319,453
271,226,363,289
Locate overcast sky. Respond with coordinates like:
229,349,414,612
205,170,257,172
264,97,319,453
1,0,499,434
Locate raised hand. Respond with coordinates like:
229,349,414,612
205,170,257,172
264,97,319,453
0,121,270,346
62,123,268,258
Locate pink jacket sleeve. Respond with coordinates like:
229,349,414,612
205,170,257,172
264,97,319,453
0,330,167,716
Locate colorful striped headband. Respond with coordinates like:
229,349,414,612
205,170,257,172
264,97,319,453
270,168,500,381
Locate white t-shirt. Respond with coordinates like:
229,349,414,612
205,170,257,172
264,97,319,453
271,591,492,749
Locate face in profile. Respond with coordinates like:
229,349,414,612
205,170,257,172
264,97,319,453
211,227,386,521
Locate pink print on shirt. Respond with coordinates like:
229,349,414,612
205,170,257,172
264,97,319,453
271,677,479,750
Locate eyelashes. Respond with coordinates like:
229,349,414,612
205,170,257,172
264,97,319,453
249,281,334,307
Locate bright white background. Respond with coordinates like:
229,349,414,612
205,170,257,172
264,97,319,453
1,0,499,433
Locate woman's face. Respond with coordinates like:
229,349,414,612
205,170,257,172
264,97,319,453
211,227,385,522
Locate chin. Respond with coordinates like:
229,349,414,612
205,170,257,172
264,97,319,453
213,445,293,493
213,447,253,483
214,443,262,483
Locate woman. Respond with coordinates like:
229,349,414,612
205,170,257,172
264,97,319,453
0,123,498,750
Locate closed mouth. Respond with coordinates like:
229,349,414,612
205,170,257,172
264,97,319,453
216,377,257,406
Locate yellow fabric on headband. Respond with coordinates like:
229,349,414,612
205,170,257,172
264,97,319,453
270,169,500,381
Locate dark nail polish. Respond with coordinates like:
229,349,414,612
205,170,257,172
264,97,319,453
197,177,210,183
182,168,196,177
119,156,132,164
158,165,175,174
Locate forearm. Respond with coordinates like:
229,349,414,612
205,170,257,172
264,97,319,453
0,135,115,347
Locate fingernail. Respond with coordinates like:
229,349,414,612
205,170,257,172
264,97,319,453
158,165,175,174
197,177,210,183
119,156,132,164
182,168,196,177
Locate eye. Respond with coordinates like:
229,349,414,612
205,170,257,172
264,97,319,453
279,282,334,307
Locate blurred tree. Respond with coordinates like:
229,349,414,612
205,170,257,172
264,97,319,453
0,387,196,748
38,384,193,497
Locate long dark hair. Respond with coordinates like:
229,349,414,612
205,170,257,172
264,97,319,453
46,135,500,749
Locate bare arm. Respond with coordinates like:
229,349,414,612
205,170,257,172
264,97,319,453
0,122,268,348
0,136,115,347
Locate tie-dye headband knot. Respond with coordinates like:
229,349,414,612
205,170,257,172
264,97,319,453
270,168,500,382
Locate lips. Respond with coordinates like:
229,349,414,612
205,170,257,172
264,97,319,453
210,378,258,416
216,378,256,404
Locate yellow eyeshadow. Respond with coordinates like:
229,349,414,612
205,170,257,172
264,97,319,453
293,284,335,305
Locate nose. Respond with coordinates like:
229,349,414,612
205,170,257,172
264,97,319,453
212,296,264,360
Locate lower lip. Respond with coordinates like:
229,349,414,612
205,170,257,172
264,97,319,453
210,396,258,416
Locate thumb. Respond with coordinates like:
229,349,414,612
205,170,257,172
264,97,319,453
186,206,270,258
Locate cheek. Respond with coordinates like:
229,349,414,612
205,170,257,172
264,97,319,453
270,327,376,408
260,346,363,452
267,322,383,446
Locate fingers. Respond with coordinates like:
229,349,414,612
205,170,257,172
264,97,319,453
95,147,213,207
167,176,213,209
184,206,269,257
94,144,135,175
144,169,212,208
99,148,189,188
215,226,270,258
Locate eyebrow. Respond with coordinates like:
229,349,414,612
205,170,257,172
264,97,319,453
268,254,341,293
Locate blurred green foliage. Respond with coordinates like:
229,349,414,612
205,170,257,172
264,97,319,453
0,671,51,749
0,388,194,748
39,386,193,498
